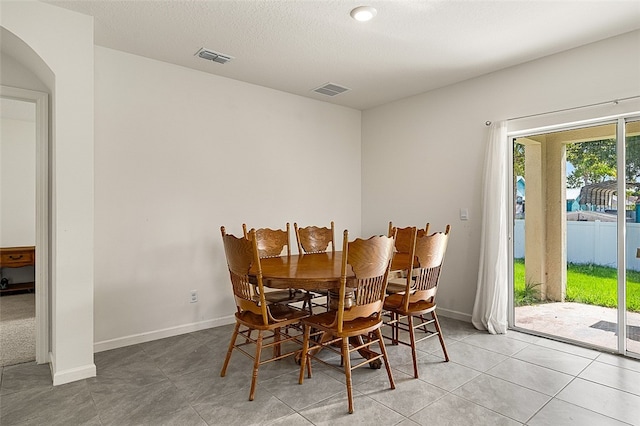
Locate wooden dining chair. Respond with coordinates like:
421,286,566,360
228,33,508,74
243,223,291,258
386,222,430,294
298,230,396,414
219,226,309,401
387,224,417,294
242,223,313,314
388,222,419,255
383,225,451,378
294,221,335,254
294,221,335,310
388,222,430,239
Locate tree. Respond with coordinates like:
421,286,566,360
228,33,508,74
565,139,616,188
625,134,640,184
513,135,640,194
565,135,640,189
513,141,525,178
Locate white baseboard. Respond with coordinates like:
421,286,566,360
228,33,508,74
93,315,236,353
49,353,96,386
92,310,470,354
436,307,472,323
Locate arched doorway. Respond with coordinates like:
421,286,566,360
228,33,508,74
2,1,96,385
1,30,51,364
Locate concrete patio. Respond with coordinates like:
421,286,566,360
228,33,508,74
515,302,640,355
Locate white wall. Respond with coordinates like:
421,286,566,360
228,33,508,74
0,52,49,93
1,1,95,385
93,47,362,349
361,30,640,321
1,113,36,246
0,50,44,253
0,112,35,286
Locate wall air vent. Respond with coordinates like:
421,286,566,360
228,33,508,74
313,83,350,97
195,47,234,64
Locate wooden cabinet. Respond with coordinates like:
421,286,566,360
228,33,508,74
0,246,35,293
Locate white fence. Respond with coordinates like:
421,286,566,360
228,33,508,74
514,220,640,271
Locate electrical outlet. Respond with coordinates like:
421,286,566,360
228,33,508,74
190,290,198,303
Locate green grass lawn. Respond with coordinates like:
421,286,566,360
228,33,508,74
514,258,640,312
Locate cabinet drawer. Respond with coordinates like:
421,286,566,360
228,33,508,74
0,247,35,268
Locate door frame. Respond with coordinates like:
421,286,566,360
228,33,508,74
616,117,626,354
1,85,49,363
507,100,640,357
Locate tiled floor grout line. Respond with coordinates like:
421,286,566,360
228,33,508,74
512,341,640,426
508,343,566,425
409,338,528,425
450,336,583,426
443,369,528,425
522,367,581,425
133,346,205,426
87,387,106,426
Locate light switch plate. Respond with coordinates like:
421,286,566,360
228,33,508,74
460,208,469,221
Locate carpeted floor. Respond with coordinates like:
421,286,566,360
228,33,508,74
0,292,36,366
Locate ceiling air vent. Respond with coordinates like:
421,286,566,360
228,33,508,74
313,83,350,97
195,47,234,65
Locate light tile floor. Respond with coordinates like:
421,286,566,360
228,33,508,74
1,317,640,425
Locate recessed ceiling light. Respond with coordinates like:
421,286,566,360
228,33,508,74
350,6,377,22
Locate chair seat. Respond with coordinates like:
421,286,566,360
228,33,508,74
384,294,436,316
264,289,311,304
386,278,408,294
235,305,308,330
302,310,383,337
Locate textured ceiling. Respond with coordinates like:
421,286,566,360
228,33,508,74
46,0,640,110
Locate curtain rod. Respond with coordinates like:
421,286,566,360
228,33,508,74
485,94,640,126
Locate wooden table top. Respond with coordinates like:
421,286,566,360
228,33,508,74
258,252,345,290
256,251,412,291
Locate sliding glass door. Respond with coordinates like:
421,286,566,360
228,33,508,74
511,114,640,358
625,118,640,356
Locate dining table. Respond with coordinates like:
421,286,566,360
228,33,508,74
257,251,412,291
258,251,344,291
253,251,412,368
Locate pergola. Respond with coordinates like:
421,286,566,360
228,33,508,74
578,180,640,209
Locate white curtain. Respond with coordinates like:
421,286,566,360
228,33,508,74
472,121,509,334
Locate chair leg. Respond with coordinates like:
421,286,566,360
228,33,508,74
392,312,399,345
418,314,429,333
432,312,449,362
299,325,311,384
220,322,240,377
376,328,396,390
342,337,354,414
407,315,419,378
305,292,313,315
306,351,312,378
249,330,263,401
273,327,281,358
